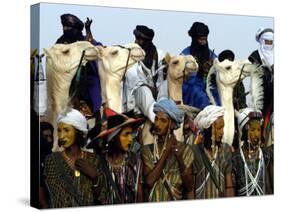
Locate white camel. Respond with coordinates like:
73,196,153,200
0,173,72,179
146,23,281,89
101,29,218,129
141,53,199,145
44,41,99,124
44,41,99,150
95,43,145,113
207,59,263,145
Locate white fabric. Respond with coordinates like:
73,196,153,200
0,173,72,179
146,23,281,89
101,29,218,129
33,57,47,116
194,105,225,130
236,108,255,131
57,108,88,133
123,48,164,122
256,28,274,68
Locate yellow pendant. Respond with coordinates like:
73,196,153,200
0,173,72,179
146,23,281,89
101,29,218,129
74,170,80,177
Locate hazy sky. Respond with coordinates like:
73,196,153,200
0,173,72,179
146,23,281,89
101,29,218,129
30,2,274,104
32,2,273,59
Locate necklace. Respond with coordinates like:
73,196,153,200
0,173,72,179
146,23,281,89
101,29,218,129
106,154,126,168
62,151,86,177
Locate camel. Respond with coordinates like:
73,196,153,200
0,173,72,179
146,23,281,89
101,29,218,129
44,41,99,151
142,53,199,145
44,42,145,150
207,59,263,145
95,43,145,113
44,41,99,125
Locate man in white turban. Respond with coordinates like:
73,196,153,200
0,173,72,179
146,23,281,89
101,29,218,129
43,108,106,207
191,105,234,199
248,28,274,127
232,107,273,196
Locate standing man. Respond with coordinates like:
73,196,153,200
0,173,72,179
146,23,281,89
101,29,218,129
142,98,194,201
192,105,234,199
87,112,145,204
43,108,106,207
181,22,220,109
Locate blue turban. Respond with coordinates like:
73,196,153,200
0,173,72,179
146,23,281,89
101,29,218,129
153,98,184,129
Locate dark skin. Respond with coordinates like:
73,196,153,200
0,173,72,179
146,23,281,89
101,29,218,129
85,17,95,43
211,118,235,197
143,111,194,199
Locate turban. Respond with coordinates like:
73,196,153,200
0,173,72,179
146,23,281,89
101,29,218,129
153,98,184,129
218,49,235,62
133,25,155,40
57,108,88,133
255,27,274,67
194,105,225,130
236,108,262,131
61,13,84,31
188,22,209,38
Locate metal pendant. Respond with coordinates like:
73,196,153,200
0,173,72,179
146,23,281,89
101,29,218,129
74,170,80,177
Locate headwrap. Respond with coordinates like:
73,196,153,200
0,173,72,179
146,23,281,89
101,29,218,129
256,27,274,67
57,108,88,133
236,107,262,131
188,22,209,38
61,13,84,31
133,25,155,41
194,105,225,130
218,49,235,62
153,98,184,129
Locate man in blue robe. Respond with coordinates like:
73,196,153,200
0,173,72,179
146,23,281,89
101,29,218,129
181,22,220,109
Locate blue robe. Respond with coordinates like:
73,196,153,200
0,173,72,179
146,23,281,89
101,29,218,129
180,46,220,109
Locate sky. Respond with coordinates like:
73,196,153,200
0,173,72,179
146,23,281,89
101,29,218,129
0,1,280,212
31,2,273,104
32,2,273,59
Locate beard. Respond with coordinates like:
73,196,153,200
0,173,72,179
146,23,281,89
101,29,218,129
56,29,84,44
141,41,158,70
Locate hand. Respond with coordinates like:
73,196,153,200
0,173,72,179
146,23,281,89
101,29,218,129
85,17,93,30
75,158,97,180
165,134,177,154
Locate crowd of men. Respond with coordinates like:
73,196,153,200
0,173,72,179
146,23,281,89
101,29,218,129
32,13,274,208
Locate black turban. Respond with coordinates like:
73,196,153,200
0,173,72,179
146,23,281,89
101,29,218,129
218,50,235,62
61,13,84,31
188,22,209,38
133,25,155,40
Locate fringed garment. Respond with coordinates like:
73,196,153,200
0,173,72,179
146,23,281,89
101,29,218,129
43,151,107,208
141,142,194,202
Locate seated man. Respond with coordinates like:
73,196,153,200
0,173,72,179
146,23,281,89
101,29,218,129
181,22,220,109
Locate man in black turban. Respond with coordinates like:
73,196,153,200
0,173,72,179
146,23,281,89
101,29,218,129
181,22,220,109
55,14,103,122
181,22,216,76
133,25,158,70
56,14,85,44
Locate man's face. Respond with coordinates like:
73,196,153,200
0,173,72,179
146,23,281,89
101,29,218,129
42,129,54,145
264,39,273,45
119,126,133,152
154,111,171,136
212,116,224,143
135,37,146,48
58,122,76,148
197,36,208,46
79,101,93,119
248,119,261,146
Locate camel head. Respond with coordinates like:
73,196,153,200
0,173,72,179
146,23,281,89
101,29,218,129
213,58,254,88
43,41,99,76
96,43,145,80
165,53,198,83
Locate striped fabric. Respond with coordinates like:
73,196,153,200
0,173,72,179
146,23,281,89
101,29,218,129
142,143,194,202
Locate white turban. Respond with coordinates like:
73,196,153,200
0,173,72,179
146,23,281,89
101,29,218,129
256,27,274,67
236,107,262,131
194,105,225,130
57,108,88,133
